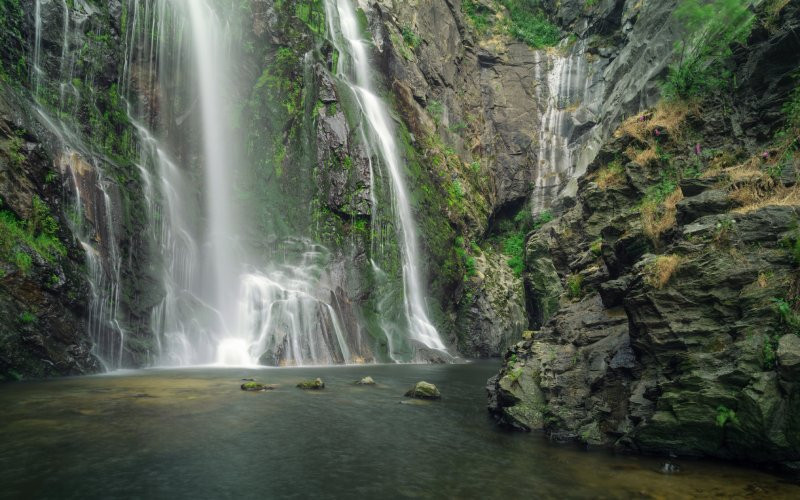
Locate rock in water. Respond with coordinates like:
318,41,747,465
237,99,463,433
297,378,325,390
404,381,441,400
355,376,376,385
241,381,274,392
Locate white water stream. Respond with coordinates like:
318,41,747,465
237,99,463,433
323,0,447,355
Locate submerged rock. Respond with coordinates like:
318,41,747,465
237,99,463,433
404,381,441,400
240,381,274,392
355,376,376,385
297,378,325,390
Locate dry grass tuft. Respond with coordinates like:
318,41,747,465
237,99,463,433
626,146,659,167
721,153,800,213
594,161,626,189
642,188,684,242
616,102,691,143
644,254,683,289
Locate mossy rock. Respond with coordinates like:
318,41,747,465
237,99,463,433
241,381,274,392
355,376,376,385
297,378,325,390
404,381,441,400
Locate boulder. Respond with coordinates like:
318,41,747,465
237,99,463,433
355,376,376,385
240,381,274,392
297,378,325,390
404,381,441,400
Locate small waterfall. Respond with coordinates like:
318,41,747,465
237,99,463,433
531,45,589,214
30,2,129,368
324,0,447,356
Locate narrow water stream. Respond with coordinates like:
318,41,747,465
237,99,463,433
1,363,797,498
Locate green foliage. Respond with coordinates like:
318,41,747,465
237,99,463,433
663,0,754,100
462,0,560,48
503,232,526,277
715,405,739,428
774,298,800,335
401,26,422,49
502,0,561,48
427,100,444,124
455,236,477,278
590,238,603,256
18,311,36,325
566,274,583,299
0,198,66,273
532,210,553,230
461,0,493,34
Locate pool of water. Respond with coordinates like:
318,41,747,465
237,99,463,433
1,361,798,498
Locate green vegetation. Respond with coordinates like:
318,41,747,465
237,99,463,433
462,0,561,48
663,0,754,100
19,311,36,325
715,405,739,428
590,238,603,256
502,0,561,48
503,232,525,276
566,274,583,299
455,236,477,278
401,26,422,49
0,197,66,273
774,298,800,336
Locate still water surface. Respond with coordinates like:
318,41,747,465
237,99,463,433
1,362,798,498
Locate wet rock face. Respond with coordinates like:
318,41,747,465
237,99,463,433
487,4,800,467
0,87,100,381
458,250,526,357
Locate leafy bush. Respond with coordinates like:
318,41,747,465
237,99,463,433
0,197,66,273
503,232,526,276
663,0,754,100
715,405,739,427
462,0,560,48
566,274,583,299
503,1,561,48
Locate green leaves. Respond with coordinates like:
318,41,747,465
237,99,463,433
663,0,754,100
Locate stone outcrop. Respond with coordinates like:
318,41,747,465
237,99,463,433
488,1,800,469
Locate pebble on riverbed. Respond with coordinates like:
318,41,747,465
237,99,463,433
297,378,325,390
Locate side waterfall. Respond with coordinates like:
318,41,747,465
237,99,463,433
323,0,447,357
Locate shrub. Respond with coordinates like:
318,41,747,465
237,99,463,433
503,1,561,48
590,238,603,256
662,0,754,100
19,311,36,324
503,232,526,277
566,274,583,299
715,405,739,428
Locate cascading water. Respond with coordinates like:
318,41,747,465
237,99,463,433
28,0,447,368
323,0,447,357
531,47,588,214
122,0,356,367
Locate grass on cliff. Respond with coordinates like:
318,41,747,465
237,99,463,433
0,197,66,273
721,79,800,214
644,254,683,289
662,0,754,101
461,0,561,48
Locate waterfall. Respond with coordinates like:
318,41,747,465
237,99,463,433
531,44,589,214
121,0,355,367
323,0,447,356
27,0,446,368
